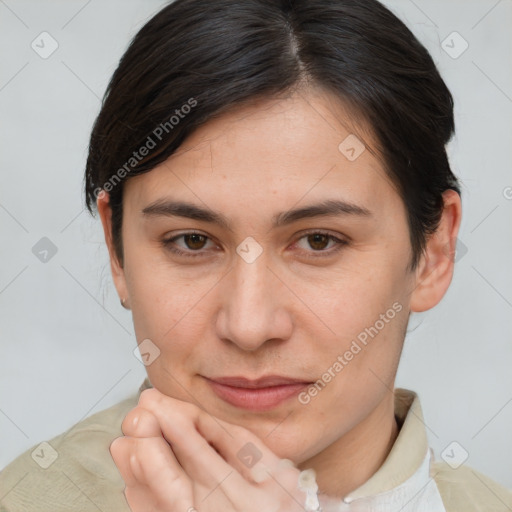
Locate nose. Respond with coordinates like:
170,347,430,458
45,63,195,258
215,248,293,352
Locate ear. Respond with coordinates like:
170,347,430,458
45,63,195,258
410,189,462,313
96,191,130,309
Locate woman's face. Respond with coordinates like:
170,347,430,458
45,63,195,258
105,88,421,465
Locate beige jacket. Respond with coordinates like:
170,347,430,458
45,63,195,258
1,378,511,511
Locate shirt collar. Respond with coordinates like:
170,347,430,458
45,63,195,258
343,387,428,500
337,388,446,512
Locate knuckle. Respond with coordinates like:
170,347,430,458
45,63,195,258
109,436,124,453
122,406,158,436
109,436,129,464
137,407,158,427
138,388,160,407
121,408,138,435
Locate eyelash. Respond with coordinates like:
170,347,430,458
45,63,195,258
161,230,348,260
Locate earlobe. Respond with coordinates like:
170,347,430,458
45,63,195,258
96,191,130,307
410,189,462,313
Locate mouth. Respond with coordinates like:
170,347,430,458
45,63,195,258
203,375,312,411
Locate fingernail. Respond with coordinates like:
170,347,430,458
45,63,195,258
250,463,271,483
278,458,296,469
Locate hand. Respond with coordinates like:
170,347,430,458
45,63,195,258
109,387,322,512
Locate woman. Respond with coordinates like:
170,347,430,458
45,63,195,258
1,0,511,511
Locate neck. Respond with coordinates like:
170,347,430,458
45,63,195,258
297,391,399,499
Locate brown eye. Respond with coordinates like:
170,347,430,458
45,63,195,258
295,231,347,254
306,233,330,251
182,233,207,250
162,231,215,258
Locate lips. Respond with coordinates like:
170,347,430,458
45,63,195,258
209,375,310,388
203,375,312,411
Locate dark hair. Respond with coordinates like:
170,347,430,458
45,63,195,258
84,0,460,272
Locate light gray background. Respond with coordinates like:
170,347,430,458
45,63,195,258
1,0,511,491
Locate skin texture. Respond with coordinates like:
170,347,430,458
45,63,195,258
101,87,462,508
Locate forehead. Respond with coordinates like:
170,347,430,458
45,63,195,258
124,89,399,219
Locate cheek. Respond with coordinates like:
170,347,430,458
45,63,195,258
126,263,218,371
300,257,409,392
123,241,188,318
304,260,404,336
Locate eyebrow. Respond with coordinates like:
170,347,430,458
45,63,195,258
141,198,372,230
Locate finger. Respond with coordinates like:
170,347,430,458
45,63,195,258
122,407,161,438
195,412,300,489
143,389,297,486
123,484,159,512
138,389,251,495
111,435,195,510
132,437,195,511
109,436,138,488
191,414,304,510
138,389,301,506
